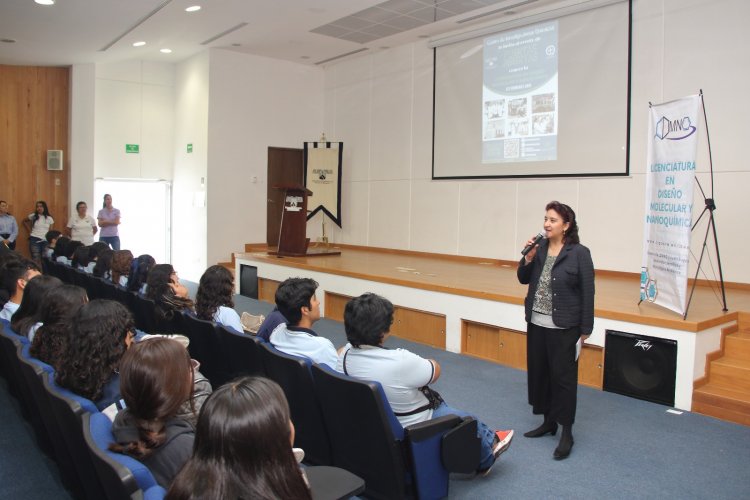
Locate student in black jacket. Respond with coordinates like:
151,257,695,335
517,201,594,460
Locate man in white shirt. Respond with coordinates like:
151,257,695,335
0,258,41,321
269,277,338,368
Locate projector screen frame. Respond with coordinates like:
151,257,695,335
431,0,633,180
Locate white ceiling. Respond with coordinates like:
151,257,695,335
0,0,563,67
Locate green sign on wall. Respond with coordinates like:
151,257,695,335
187,143,193,153
125,144,140,154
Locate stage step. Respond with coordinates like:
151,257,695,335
692,317,750,426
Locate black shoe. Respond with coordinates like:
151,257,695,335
523,421,558,438
553,429,574,460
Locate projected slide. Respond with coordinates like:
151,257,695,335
482,21,558,163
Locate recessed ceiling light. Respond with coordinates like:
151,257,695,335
300,56,310,60
132,41,146,47
1,39,17,44
231,43,241,47
417,35,430,39
185,5,201,12
160,48,172,54
35,0,55,5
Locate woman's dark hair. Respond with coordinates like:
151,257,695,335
195,265,234,321
146,264,193,319
76,201,87,211
274,277,318,326
127,254,155,293
32,200,51,226
11,275,63,337
53,236,71,260
55,300,134,401
102,193,112,209
72,245,91,269
66,240,84,261
29,284,88,366
545,200,580,245
109,338,194,459
89,241,109,261
167,377,311,500
45,230,62,244
344,293,394,348
111,250,134,285
93,249,114,278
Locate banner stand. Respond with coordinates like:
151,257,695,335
682,90,727,320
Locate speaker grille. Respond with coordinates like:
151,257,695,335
47,150,63,171
603,330,677,407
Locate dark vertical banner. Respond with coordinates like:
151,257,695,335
304,141,343,227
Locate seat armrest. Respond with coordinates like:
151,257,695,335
405,414,462,442
441,418,481,473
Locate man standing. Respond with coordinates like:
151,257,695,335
0,201,18,250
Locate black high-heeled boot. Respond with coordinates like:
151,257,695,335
523,418,558,438
553,425,574,459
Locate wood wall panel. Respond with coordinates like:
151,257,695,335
258,278,281,303
324,291,351,322
391,306,446,349
0,65,70,258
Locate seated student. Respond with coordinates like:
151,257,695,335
147,264,194,321
111,249,133,287
55,300,135,410
44,230,62,260
269,277,337,367
0,258,41,321
29,284,88,362
167,377,312,500
338,293,514,476
110,338,197,488
195,265,243,333
92,248,114,280
10,275,62,338
0,253,21,307
64,240,84,267
53,236,71,264
84,241,109,274
72,244,91,271
127,254,155,295
256,307,287,342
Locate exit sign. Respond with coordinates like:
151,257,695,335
125,144,140,154
187,143,193,153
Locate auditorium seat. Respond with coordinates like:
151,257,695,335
0,322,30,410
83,412,165,500
311,364,481,500
133,295,158,333
215,324,266,378
43,374,106,499
259,342,332,465
181,313,232,387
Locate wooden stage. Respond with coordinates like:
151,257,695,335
236,244,747,332
235,244,747,411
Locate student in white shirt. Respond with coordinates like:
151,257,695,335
0,259,41,322
269,277,337,368
66,201,98,245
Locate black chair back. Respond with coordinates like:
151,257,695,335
260,343,331,465
133,295,158,333
215,325,265,378
311,364,407,500
0,323,29,412
181,314,231,387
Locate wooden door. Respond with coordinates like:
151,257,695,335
267,147,303,247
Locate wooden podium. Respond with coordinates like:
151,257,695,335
271,184,340,257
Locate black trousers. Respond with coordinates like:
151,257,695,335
526,323,580,426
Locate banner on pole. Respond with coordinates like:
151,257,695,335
304,142,342,228
640,95,700,315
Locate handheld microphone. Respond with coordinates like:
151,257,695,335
521,232,545,256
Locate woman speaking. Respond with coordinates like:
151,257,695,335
517,201,594,460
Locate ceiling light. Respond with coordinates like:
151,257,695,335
132,41,146,47
185,5,201,12
160,48,172,54
35,0,55,5
1,39,17,44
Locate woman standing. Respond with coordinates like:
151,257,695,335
24,201,54,266
67,201,98,245
97,194,121,250
517,201,594,460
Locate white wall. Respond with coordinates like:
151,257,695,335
69,64,96,212
172,52,210,281
205,49,325,266
321,0,750,284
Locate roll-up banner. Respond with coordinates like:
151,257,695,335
640,95,700,315
304,142,343,228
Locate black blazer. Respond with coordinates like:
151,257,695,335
517,239,595,335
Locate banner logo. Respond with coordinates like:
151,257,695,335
654,115,696,140
634,340,653,351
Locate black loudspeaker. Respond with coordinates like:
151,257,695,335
603,329,677,407
239,264,258,299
